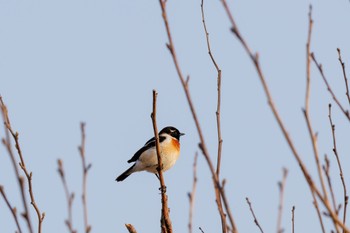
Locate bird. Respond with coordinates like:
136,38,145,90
116,126,185,182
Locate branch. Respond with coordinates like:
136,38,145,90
0,96,45,233
311,53,350,121
329,104,348,231
188,153,198,233
220,2,350,232
246,198,264,233
276,168,288,233
0,185,23,233
57,159,77,233
200,1,227,232
78,122,92,233
291,206,295,233
157,1,237,232
150,90,172,233
125,224,138,233
0,96,33,233
337,48,350,106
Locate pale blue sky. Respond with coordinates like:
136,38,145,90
1,0,350,232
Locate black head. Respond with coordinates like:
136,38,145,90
159,126,185,141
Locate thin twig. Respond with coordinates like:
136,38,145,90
200,1,227,232
0,97,33,233
188,153,198,233
329,104,348,231
57,159,77,233
0,96,45,233
246,198,264,233
292,206,295,233
0,185,23,233
276,168,288,233
78,122,91,233
199,227,205,233
220,2,350,232
337,48,350,106
305,5,313,112
151,90,172,233
322,155,339,215
125,224,138,233
157,1,237,232
311,53,350,121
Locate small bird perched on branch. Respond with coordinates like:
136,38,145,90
116,126,185,182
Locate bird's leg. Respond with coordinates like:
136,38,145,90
155,173,160,181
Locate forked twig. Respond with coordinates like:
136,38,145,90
57,159,77,233
276,168,288,233
337,48,350,106
246,198,264,233
311,53,350,121
78,122,92,233
0,97,33,233
188,153,198,233
0,96,45,233
151,90,172,233
328,104,348,231
200,1,227,232
0,185,23,233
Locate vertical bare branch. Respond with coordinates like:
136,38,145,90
125,224,138,233
292,206,295,233
150,90,172,233
337,48,350,106
188,153,198,233
305,5,313,112
57,159,77,233
78,122,91,233
246,198,264,233
0,97,33,233
157,1,237,232
0,96,45,233
328,104,348,231
276,168,288,233
200,1,227,232
311,53,350,121
0,185,23,233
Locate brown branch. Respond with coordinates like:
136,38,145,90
188,153,198,233
246,198,264,233
311,53,350,121
0,185,23,233
0,97,33,233
276,168,288,233
157,1,237,232
292,206,295,233
337,48,350,106
57,159,77,233
323,155,339,215
220,2,350,232
305,5,313,112
200,1,227,232
329,104,348,231
0,96,45,233
125,224,138,233
78,122,91,233
150,90,172,233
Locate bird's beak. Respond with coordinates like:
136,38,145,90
180,132,185,136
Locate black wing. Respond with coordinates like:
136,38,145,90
127,135,166,163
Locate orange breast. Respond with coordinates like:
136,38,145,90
171,138,180,151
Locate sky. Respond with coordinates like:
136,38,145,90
1,0,350,233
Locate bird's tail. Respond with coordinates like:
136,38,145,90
116,164,135,182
